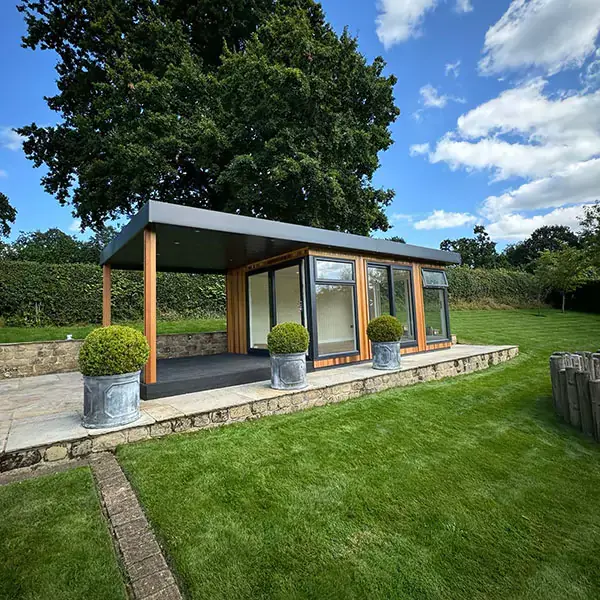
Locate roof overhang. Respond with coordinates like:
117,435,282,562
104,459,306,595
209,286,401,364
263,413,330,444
100,202,461,272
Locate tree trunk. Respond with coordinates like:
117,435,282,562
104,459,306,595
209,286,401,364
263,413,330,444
561,292,566,313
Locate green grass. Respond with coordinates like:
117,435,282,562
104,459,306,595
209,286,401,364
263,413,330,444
0,468,127,600
118,309,600,600
0,317,226,343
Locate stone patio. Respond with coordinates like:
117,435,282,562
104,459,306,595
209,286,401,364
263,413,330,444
0,344,518,472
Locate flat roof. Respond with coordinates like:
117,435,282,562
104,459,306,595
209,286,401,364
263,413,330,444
100,201,461,272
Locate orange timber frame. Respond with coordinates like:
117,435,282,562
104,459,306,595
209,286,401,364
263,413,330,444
226,246,451,369
102,226,159,385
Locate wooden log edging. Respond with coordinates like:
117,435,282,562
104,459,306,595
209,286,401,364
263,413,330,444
550,351,600,441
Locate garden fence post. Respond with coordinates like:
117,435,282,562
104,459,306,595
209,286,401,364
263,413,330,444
566,360,581,430
591,354,600,441
576,369,594,437
550,353,566,418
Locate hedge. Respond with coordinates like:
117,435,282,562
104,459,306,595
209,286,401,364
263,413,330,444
447,266,540,308
0,261,226,326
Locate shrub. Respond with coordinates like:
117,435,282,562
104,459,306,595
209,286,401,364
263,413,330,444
267,322,310,354
367,315,404,342
79,325,150,377
0,260,226,326
446,266,540,309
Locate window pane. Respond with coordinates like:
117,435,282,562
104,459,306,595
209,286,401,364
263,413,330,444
315,284,357,355
274,265,302,325
393,269,415,341
248,272,270,349
316,260,354,281
422,269,448,288
424,289,448,341
367,266,391,320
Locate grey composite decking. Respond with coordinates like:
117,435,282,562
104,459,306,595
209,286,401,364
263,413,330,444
140,353,277,400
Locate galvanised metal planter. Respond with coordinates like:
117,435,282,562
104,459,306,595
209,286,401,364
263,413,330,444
83,370,141,429
270,352,308,390
371,341,401,370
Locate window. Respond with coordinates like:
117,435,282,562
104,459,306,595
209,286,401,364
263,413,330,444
367,265,416,343
248,271,270,350
421,268,450,342
313,258,358,357
315,259,354,281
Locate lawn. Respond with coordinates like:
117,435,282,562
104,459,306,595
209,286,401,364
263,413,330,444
0,317,226,344
0,468,127,600
118,309,600,600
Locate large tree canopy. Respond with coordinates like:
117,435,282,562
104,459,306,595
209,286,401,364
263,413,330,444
17,0,399,235
440,225,499,269
0,192,17,238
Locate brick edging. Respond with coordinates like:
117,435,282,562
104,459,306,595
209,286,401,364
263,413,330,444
0,347,518,473
90,453,182,600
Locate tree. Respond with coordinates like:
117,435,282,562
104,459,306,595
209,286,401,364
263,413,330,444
17,0,399,235
0,192,17,238
386,235,406,243
503,225,580,270
6,225,118,264
440,225,498,268
534,248,593,312
579,202,600,267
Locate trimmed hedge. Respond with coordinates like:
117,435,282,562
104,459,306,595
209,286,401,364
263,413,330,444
267,322,310,354
79,325,150,376
0,260,226,326
367,315,404,342
447,266,540,308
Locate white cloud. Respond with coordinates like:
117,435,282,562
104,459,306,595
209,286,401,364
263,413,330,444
482,159,600,218
419,84,465,109
486,205,587,240
425,80,600,180
582,49,600,91
376,0,439,48
445,60,461,77
391,213,414,222
455,0,473,13
0,128,25,152
480,0,600,76
69,219,82,233
0,169,7,178
409,142,430,156
414,210,477,229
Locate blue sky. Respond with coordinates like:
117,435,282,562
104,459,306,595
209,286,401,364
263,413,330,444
1,1,599,250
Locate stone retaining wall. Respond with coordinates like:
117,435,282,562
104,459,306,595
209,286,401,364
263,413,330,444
0,346,518,473
0,331,227,379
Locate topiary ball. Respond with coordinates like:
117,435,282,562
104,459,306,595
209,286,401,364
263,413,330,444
367,315,404,343
79,325,150,377
267,322,310,355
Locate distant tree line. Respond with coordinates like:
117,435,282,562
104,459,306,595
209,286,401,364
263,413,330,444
440,203,600,312
0,226,119,264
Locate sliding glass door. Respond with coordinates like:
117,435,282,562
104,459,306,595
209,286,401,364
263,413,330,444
247,261,305,352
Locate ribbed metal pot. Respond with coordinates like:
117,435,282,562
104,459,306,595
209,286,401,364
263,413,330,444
83,370,141,429
270,352,308,390
371,341,401,370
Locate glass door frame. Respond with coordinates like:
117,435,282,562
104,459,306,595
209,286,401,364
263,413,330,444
307,256,360,361
366,262,419,349
245,258,307,356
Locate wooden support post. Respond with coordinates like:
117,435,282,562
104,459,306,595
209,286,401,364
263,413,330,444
102,264,112,327
143,227,157,385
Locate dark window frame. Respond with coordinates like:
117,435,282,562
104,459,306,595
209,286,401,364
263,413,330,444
246,258,307,355
309,257,360,360
366,262,418,349
421,267,451,344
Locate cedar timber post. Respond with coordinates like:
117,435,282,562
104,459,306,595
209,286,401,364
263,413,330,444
102,264,111,327
143,227,157,384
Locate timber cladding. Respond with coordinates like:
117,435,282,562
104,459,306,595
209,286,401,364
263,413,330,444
226,245,451,365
